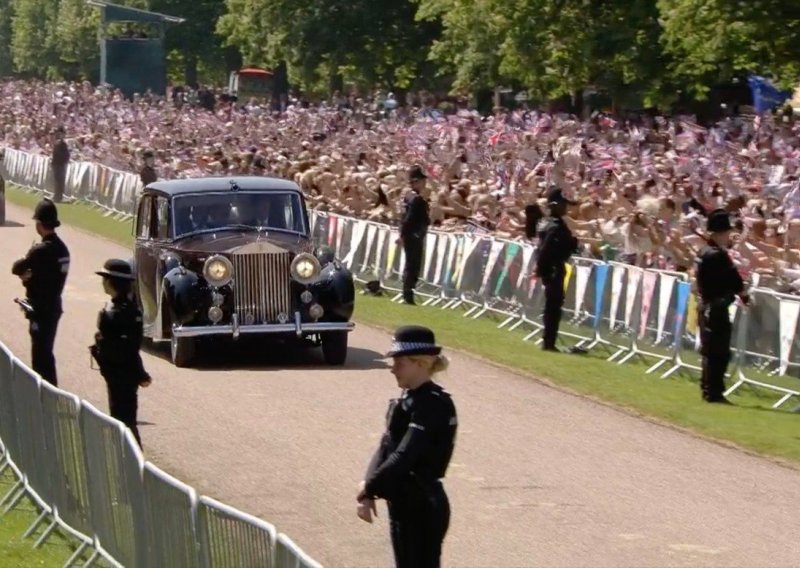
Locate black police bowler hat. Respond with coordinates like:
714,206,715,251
547,187,577,206
408,165,428,181
96,259,136,281
386,325,442,358
142,149,155,158
707,208,732,233
32,198,60,228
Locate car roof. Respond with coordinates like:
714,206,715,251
145,176,301,197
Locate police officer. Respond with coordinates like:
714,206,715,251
357,326,457,568
12,198,70,386
535,187,579,351
399,165,431,305
90,259,152,447
51,127,70,203
695,209,748,403
139,149,158,186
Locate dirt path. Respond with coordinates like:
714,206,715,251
1,202,799,567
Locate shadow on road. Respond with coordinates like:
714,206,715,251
0,221,25,228
143,338,386,372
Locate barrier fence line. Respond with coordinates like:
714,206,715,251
307,210,800,410
0,338,323,567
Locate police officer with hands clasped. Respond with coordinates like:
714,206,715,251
695,208,748,404
12,198,70,386
90,259,152,447
357,325,457,568
398,165,431,305
535,187,579,352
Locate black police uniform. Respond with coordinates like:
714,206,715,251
400,183,430,304
535,190,578,351
90,261,150,447
695,209,745,402
139,164,157,186
364,382,457,568
362,326,457,568
11,200,70,386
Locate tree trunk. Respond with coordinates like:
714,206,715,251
329,71,344,97
272,61,289,111
183,55,198,88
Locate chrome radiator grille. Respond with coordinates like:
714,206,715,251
232,252,292,324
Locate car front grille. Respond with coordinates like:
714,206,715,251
232,252,292,324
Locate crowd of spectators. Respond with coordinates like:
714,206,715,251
2,79,800,291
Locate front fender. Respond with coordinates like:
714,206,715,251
312,263,355,321
162,267,202,325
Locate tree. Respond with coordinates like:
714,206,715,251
11,0,61,78
218,0,439,95
55,0,101,81
417,0,505,94
659,0,800,98
0,0,13,77
150,0,234,86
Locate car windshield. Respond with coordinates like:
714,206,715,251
172,191,307,238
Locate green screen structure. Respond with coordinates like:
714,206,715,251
103,39,167,97
89,1,183,98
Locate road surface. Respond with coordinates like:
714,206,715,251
1,202,799,567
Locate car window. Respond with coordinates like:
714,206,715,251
173,192,307,237
156,197,170,240
137,196,152,239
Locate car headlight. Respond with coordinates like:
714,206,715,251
203,255,233,287
291,253,321,285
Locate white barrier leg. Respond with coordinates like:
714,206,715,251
64,541,90,568
2,484,27,514
497,315,516,329
645,359,668,374
32,516,59,547
22,509,49,539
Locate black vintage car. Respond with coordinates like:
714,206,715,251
132,176,355,367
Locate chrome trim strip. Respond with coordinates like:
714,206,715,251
172,321,355,338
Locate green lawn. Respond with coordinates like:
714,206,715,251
0,470,77,566
7,185,800,466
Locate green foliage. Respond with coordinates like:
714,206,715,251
0,0,13,77
659,0,800,98
150,0,232,85
11,0,61,79
1,0,799,109
217,0,440,95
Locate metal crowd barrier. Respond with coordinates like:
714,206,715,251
308,210,800,410
0,340,323,567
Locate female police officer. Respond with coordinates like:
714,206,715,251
90,259,151,447
356,325,458,568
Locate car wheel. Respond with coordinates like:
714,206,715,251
321,331,348,365
171,334,196,368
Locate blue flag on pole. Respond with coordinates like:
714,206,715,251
748,75,791,114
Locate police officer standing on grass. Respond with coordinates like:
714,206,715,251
357,326,457,568
398,166,431,305
695,209,748,404
90,259,152,447
12,198,70,386
535,187,579,352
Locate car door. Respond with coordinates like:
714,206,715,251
134,194,159,331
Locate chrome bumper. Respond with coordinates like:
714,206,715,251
172,311,354,339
